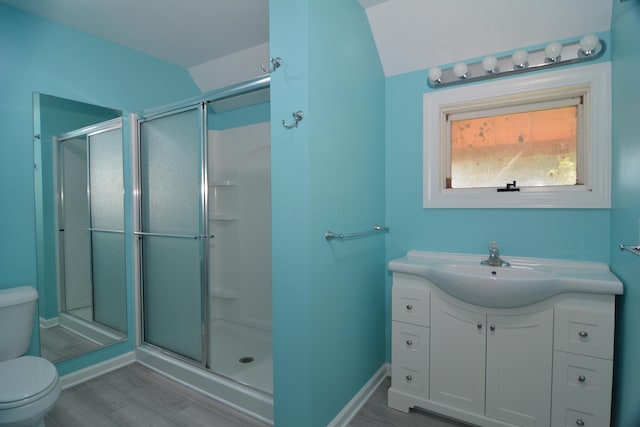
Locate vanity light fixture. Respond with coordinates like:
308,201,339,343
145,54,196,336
453,62,469,79
427,33,605,88
428,67,443,84
544,42,563,62
579,34,600,56
511,50,529,69
482,55,498,74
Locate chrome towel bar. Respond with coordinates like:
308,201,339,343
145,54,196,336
620,244,640,257
325,225,389,241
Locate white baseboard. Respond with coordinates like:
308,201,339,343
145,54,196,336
59,351,136,390
39,316,59,329
327,363,389,427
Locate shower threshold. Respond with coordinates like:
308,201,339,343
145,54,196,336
135,346,273,424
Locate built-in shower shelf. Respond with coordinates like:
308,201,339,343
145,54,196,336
210,288,238,299
209,180,237,187
210,216,237,221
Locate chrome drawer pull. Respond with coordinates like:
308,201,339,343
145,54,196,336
578,375,586,383
477,322,483,329
406,340,413,346
576,419,585,426
490,324,496,331
579,330,589,338
406,304,413,310
406,375,412,381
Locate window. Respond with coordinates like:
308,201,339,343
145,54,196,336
423,62,611,208
446,94,582,189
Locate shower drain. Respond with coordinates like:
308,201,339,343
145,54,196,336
239,356,255,364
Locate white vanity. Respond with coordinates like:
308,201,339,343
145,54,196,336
388,250,623,427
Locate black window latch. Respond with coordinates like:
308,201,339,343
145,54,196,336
497,180,520,192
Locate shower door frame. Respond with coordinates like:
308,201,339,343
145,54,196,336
136,103,211,367
134,75,271,372
55,118,124,317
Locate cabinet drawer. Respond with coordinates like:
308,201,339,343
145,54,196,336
392,285,429,326
551,405,611,427
391,322,429,398
554,304,615,359
553,351,613,406
392,322,429,367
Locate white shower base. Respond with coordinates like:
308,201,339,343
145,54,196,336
136,345,274,424
209,319,273,394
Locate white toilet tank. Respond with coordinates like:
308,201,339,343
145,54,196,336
0,286,38,362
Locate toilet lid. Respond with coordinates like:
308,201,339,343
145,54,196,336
0,356,58,404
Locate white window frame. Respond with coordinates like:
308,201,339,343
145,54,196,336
423,62,611,209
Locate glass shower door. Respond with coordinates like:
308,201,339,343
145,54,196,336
138,106,208,363
89,126,126,333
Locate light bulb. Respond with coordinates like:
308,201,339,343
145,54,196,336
453,62,468,78
512,50,528,68
544,42,563,61
482,56,498,73
580,34,600,55
428,67,443,83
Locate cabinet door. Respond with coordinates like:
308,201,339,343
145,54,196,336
430,294,486,414
485,308,553,427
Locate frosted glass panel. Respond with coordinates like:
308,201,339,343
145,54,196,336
89,128,123,229
60,137,92,311
140,110,202,235
139,107,204,362
92,232,126,333
142,236,202,361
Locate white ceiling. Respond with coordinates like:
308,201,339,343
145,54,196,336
3,0,613,84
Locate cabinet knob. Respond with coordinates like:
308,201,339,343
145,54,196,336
406,375,412,381
477,322,483,329
576,419,585,426
406,304,413,310
578,375,586,383
579,330,589,338
406,340,413,346
490,324,496,331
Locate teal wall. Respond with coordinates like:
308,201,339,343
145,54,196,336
0,4,199,374
610,1,640,426
208,101,270,130
270,0,386,425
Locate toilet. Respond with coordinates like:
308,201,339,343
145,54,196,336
0,287,60,427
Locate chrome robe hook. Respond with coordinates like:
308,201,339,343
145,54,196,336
282,110,304,129
261,57,282,73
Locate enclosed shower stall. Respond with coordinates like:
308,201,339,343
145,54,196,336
135,78,273,421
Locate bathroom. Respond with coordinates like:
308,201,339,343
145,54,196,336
0,1,639,427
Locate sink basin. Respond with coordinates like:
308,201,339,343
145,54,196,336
389,251,623,308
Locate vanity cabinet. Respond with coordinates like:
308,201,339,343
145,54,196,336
388,273,617,427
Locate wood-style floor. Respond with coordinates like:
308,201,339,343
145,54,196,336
45,363,468,427
40,325,100,362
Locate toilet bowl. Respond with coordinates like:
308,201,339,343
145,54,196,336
0,356,61,427
0,287,61,427
0,357,60,427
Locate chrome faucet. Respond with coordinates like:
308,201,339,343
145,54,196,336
481,241,511,267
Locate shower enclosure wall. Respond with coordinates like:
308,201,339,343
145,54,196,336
135,80,272,422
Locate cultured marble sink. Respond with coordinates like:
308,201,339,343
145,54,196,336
389,250,623,308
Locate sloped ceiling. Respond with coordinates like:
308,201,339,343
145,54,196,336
359,0,613,76
0,0,269,69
